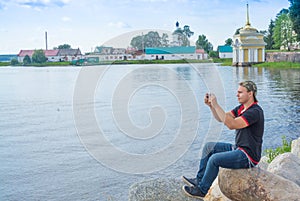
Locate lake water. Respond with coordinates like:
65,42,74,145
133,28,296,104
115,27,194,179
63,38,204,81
0,64,299,200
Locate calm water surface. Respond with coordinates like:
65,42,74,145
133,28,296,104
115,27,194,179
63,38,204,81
0,64,299,200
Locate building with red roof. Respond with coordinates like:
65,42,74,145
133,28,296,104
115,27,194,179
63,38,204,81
18,49,59,63
17,49,82,63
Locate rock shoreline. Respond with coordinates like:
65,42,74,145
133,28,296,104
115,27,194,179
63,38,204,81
128,137,300,201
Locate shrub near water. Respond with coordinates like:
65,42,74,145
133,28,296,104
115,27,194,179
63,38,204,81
264,136,292,163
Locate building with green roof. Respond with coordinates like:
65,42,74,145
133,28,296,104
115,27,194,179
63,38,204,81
217,45,233,58
145,46,207,60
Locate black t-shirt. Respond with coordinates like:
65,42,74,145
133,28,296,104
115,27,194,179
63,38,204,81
231,103,264,162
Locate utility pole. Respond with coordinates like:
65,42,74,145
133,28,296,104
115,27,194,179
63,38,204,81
45,31,48,50
142,32,144,53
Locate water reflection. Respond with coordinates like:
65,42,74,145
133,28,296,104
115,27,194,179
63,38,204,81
176,66,191,80
233,66,264,81
265,68,300,101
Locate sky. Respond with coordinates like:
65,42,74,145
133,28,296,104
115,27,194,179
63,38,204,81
0,0,290,54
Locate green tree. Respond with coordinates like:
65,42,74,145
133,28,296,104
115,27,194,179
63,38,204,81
144,31,162,48
161,33,169,47
173,28,190,46
23,55,31,65
209,51,219,58
183,25,194,38
259,30,267,35
225,38,233,46
11,58,19,66
130,35,143,50
54,44,72,49
265,19,275,49
130,31,169,50
277,8,289,17
259,30,268,49
234,27,243,35
196,34,213,53
32,49,47,63
273,10,297,50
289,0,300,40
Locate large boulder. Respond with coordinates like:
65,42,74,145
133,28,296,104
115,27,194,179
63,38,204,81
292,137,300,158
128,178,200,201
258,155,269,170
205,177,231,201
218,167,300,201
267,152,300,186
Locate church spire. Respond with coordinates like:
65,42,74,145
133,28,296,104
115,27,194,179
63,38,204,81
246,2,251,26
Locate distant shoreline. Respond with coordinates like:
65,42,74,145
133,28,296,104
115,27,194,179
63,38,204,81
1,59,300,68
0,59,214,67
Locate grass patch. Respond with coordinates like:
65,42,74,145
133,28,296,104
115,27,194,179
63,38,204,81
75,59,214,66
264,136,292,163
0,62,10,66
1,61,71,67
212,58,232,66
25,61,71,67
253,61,300,68
266,49,300,52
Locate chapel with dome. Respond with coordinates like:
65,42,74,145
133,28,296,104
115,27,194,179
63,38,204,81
232,3,266,66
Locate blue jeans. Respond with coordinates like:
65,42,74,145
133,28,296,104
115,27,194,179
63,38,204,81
196,142,251,194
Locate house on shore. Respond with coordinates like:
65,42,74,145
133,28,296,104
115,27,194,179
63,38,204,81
18,50,58,63
57,48,82,61
85,45,207,62
217,45,233,58
17,49,82,63
144,46,207,60
87,46,136,61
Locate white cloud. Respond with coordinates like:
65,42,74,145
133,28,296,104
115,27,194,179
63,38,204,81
62,16,71,22
108,21,131,29
8,0,71,9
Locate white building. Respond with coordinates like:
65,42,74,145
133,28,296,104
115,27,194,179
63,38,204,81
217,45,233,58
144,46,207,60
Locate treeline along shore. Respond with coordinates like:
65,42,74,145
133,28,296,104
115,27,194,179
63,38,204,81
1,57,300,68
